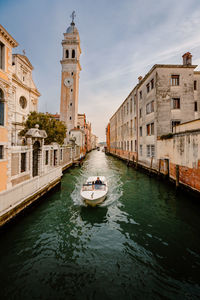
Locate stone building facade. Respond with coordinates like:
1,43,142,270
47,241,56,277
0,24,18,192
107,53,200,168
11,54,40,145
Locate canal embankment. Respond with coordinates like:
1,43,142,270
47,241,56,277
107,151,200,198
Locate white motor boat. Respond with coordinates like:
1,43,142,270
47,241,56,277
80,176,108,207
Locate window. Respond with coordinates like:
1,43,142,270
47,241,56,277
72,49,75,58
0,42,5,70
70,116,72,120
151,145,155,157
135,140,137,152
21,153,26,173
139,91,142,99
146,123,154,136
194,80,197,90
71,89,73,92
130,98,132,113
139,108,142,118
130,120,133,136
70,102,72,106
0,88,4,126
151,78,154,89
147,145,151,157
121,141,123,150
194,101,198,112
66,50,69,58
19,96,27,109
146,101,154,114
45,150,49,165
60,149,63,161
124,141,126,151
131,140,133,151
139,126,142,136
127,141,129,151
172,120,180,132
127,102,129,114
0,145,3,159
140,145,142,156
172,98,180,109
146,83,150,93
171,75,180,86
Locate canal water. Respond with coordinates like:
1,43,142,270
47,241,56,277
0,150,200,300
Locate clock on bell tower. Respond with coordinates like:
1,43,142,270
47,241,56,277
60,11,81,142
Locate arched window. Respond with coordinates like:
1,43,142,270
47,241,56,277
0,88,4,126
66,49,69,58
72,49,75,58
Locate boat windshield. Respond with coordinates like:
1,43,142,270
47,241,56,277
82,183,106,191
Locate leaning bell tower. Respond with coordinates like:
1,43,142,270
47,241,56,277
60,11,81,142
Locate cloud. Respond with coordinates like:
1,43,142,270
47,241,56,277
1,0,200,141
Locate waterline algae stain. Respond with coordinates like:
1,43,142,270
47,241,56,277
0,151,200,300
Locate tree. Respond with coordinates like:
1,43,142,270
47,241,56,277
20,111,66,145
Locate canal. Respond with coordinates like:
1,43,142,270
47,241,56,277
0,150,200,300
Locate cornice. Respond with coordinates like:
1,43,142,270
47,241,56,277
0,24,18,47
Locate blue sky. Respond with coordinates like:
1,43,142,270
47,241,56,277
1,0,200,141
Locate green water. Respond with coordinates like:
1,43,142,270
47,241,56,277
0,150,200,300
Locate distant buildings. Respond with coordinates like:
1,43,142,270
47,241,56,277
106,52,200,193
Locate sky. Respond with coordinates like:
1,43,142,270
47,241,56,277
1,0,200,141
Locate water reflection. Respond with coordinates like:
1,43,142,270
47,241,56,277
0,150,200,300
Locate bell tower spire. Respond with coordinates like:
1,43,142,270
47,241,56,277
60,12,82,143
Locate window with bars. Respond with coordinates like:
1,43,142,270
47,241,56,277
172,98,180,109
140,145,142,156
171,75,180,86
21,153,26,173
146,101,154,114
0,145,3,159
146,145,155,157
147,145,151,157
151,145,155,157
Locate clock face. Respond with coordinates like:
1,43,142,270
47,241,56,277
64,77,73,87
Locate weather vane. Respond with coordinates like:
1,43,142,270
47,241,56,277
70,11,76,23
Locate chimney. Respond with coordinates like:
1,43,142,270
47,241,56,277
138,76,143,82
182,52,192,66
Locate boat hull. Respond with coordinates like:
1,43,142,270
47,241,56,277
83,194,107,207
